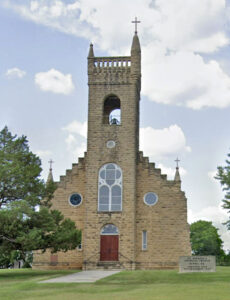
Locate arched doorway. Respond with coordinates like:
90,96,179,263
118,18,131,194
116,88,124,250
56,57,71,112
100,224,119,261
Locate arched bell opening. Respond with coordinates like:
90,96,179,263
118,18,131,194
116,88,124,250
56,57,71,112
103,95,121,125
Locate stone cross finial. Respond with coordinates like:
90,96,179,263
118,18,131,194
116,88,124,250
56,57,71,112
175,158,180,168
132,17,141,34
48,159,54,170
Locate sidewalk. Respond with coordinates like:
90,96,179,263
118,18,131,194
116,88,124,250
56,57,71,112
40,270,121,283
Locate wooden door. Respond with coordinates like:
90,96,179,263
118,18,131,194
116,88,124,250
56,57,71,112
100,235,119,261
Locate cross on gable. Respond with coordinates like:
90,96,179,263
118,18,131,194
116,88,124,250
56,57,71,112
131,17,141,34
175,158,180,168
48,159,54,170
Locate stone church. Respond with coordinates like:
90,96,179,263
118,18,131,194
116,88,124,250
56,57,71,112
33,29,191,270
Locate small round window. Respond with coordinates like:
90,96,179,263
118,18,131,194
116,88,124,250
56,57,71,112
144,192,158,206
69,193,82,206
106,140,116,148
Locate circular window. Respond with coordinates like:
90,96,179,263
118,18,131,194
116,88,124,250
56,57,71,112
69,193,82,206
106,140,116,148
144,192,158,206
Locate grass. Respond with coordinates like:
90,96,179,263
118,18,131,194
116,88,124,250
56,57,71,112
0,267,230,300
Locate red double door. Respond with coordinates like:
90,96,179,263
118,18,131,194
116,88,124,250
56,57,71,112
100,235,119,261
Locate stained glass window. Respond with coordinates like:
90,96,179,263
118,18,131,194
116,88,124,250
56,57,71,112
69,193,82,206
144,192,158,206
98,163,122,212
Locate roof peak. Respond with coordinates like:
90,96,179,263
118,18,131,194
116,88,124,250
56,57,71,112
47,159,54,183
88,43,94,58
131,33,141,54
174,158,181,182
174,167,181,182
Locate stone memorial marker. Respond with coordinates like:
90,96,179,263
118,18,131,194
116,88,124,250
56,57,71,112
179,256,216,273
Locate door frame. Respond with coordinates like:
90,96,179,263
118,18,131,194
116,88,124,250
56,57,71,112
100,224,119,261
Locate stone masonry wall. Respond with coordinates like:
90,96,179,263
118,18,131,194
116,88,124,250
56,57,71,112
135,152,191,269
83,49,141,269
33,36,191,270
33,158,86,270
83,84,139,269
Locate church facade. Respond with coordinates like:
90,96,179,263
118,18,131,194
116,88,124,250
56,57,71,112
33,32,191,270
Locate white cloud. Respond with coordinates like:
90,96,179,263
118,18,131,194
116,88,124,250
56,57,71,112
34,150,52,170
142,50,230,109
188,204,228,225
188,204,230,250
33,150,53,179
3,0,96,43
35,68,74,95
5,67,26,78
62,121,190,162
208,170,218,182
34,149,52,158
147,0,227,54
140,124,191,159
4,0,230,109
62,121,189,161
63,120,87,159
73,142,86,159
4,0,227,53
65,133,86,159
157,163,187,180
62,120,87,138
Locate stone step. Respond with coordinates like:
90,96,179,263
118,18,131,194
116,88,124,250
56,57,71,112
96,261,122,270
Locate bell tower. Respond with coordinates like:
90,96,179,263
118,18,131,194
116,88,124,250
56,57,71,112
83,31,141,269
33,21,191,271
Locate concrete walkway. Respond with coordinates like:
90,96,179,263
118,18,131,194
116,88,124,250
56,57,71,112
40,270,121,283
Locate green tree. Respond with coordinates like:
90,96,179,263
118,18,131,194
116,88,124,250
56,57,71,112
0,126,55,208
0,126,81,267
216,151,230,229
190,220,223,257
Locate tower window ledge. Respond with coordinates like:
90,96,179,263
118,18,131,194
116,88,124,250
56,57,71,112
103,124,122,127
97,211,122,214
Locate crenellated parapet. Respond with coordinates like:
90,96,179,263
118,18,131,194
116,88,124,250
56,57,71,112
88,55,132,85
88,33,141,88
94,56,131,68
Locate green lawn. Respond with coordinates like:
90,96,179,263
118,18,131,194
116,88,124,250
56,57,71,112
0,267,230,300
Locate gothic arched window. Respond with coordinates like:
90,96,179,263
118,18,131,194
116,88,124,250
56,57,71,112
98,163,122,212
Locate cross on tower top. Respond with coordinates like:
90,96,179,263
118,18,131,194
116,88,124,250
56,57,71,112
175,157,180,168
132,17,141,34
48,159,54,170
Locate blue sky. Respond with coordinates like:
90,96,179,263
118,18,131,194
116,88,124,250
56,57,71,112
1,0,230,249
